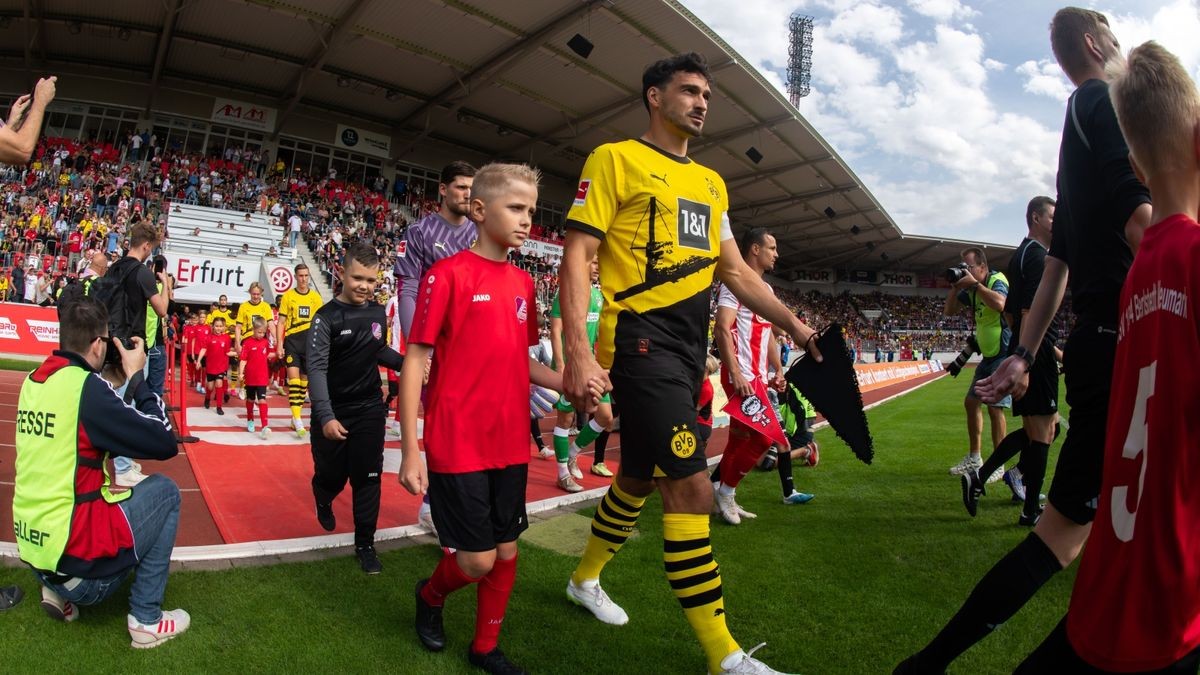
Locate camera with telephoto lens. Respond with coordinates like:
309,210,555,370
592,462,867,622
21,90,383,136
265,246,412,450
946,335,980,378
945,262,970,284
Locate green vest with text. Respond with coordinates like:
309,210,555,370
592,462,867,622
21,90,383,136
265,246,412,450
13,365,129,573
973,271,1007,358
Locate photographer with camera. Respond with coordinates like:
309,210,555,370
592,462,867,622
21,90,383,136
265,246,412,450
13,297,188,648
101,222,172,487
943,247,1011,481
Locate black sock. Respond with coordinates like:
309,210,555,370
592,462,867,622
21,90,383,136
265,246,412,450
778,448,794,497
593,429,610,464
530,417,545,450
980,429,1029,480
1022,441,1050,515
709,463,722,485
915,533,1063,670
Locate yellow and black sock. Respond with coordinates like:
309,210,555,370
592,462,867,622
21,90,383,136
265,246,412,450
571,483,645,585
663,513,739,674
288,378,305,421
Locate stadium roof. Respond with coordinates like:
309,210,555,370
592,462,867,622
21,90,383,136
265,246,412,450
0,0,1013,276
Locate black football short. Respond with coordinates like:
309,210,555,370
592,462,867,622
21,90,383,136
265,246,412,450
609,359,708,481
244,385,267,401
1047,326,1115,526
428,464,529,552
205,371,227,381
284,332,308,374
1013,340,1060,417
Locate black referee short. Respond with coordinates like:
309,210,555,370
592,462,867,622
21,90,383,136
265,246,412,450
610,359,708,481
1047,326,1116,526
1013,340,1059,417
284,332,308,374
428,464,529,552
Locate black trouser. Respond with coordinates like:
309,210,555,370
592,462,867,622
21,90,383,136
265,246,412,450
311,404,386,548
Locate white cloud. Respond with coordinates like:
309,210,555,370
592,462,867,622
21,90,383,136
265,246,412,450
1016,59,1073,100
1106,0,1200,81
983,58,1005,71
906,0,977,23
826,3,905,45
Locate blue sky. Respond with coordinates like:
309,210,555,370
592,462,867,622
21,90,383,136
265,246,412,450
679,0,1200,245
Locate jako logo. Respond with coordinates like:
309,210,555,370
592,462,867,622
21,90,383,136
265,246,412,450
472,294,491,302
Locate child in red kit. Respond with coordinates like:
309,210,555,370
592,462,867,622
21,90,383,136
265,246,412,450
189,308,210,393
238,316,274,439
399,163,601,674
198,317,234,415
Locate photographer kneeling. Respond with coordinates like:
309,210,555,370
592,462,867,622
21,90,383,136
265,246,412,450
13,297,190,649
943,247,1011,480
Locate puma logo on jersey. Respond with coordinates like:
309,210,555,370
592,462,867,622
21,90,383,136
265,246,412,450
473,294,491,302
649,172,669,186
433,242,447,251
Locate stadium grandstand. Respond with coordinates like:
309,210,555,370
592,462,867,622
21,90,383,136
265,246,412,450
0,0,1046,360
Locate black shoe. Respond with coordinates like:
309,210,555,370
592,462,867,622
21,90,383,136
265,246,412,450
960,470,984,517
216,407,224,416
468,647,527,674
315,500,335,532
356,545,382,575
0,585,23,611
204,399,210,409
414,579,446,652
1019,506,1044,527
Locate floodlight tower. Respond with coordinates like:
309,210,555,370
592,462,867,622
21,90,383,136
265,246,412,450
786,13,814,106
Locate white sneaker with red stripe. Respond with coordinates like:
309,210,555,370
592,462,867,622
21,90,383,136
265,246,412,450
40,585,79,623
128,608,191,649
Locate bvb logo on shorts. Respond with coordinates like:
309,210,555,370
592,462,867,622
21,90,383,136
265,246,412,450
669,425,698,459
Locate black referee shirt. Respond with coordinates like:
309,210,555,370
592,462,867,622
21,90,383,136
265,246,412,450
1005,237,1057,347
1048,78,1151,328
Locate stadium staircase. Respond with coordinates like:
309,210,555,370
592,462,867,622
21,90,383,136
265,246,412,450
295,243,334,301
163,203,297,260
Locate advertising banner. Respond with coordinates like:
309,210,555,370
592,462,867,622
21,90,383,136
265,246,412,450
211,97,278,132
853,360,939,393
165,253,262,304
792,268,835,284
0,303,59,358
520,238,563,260
259,260,296,304
879,271,919,288
334,125,391,158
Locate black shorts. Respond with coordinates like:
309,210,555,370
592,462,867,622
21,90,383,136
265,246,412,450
1017,616,1200,674
205,371,226,381
610,360,707,481
284,332,308,374
245,385,267,401
1047,326,1116,525
1013,340,1060,417
428,464,529,552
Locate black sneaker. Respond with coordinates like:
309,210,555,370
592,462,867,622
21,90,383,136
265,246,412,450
204,399,210,409
414,579,446,652
356,545,382,575
1018,506,1044,527
960,469,984,517
315,500,335,532
467,647,527,674
216,407,224,416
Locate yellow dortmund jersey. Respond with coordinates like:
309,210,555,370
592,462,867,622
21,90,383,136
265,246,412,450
278,288,323,337
565,139,731,371
207,307,233,325
235,300,274,336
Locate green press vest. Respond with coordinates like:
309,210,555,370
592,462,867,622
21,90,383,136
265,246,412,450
972,271,1007,358
13,365,129,573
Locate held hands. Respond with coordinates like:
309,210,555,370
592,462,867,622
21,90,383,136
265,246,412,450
771,372,787,393
563,353,611,414
973,354,1029,403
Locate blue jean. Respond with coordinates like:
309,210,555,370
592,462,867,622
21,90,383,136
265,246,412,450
288,230,299,248
35,474,181,624
147,345,166,398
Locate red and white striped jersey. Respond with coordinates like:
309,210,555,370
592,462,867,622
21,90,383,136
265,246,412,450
385,294,405,355
717,282,774,384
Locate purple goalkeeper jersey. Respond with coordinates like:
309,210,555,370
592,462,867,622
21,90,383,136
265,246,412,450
394,211,477,336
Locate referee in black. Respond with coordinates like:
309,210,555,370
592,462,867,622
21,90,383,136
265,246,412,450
962,196,1060,525
897,8,1150,673
308,242,404,575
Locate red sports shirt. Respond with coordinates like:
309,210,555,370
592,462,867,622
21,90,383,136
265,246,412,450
188,323,211,356
409,251,537,473
203,333,233,376
717,282,775,389
1067,214,1200,671
239,336,271,387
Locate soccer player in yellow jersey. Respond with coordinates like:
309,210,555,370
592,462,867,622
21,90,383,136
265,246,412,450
559,52,823,675
235,282,275,350
277,263,324,437
207,294,233,326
